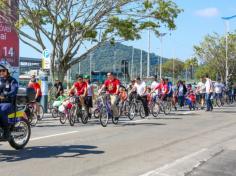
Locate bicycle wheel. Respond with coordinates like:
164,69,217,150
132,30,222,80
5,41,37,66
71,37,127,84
69,108,76,126
152,102,160,118
93,108,100,118
51,108,59,118
99,107,109,127
139,105,146,119
59,112,67,124
38,104,44,120
128,103,136,120
112,116,119,124
81,110,89,124
164,101,172,115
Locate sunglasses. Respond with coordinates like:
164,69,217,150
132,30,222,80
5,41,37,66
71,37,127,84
0,69,7,73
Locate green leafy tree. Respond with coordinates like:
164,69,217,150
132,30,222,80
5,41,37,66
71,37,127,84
162,58,184,79
0,0,182,81
194,32,236,82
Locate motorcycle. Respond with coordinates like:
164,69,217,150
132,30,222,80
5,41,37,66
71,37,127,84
0,104,31,150
0,87,34,150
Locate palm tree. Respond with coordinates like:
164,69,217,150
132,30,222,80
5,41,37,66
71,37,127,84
184,57,198,80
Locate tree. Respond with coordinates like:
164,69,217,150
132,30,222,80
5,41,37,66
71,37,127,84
0,0,182,81
194,64,217,80
162,58,184,79
194,32,236,82
184,57,198,80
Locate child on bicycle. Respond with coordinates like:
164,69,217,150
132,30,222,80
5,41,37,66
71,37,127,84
118,86,128,114
52,90,67,108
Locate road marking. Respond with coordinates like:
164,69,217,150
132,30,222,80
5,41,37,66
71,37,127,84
139,148,207,176
30,131,79,141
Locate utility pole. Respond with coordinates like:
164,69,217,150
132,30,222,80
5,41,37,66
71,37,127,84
140,50,143,79
131,47,134,80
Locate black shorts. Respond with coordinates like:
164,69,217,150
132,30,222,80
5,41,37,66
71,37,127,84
35,96,42,103
85,96,93,108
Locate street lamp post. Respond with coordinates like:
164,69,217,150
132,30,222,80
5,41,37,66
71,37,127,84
159,33,166,79
222,15,236,85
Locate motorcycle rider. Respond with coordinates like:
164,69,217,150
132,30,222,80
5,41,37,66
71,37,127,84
0,61,18,140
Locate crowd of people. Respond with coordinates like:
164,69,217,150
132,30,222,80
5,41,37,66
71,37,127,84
50,72,236,122
1,58,236,139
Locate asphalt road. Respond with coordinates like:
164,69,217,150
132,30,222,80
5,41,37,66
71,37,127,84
1,105,236,176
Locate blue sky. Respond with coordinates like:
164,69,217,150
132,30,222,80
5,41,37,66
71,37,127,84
20,0,236,61
124,0,236,60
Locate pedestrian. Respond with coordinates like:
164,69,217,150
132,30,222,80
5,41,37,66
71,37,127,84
54,79,64,99
177,80,187,108
205,74,214,111
196,77,206,109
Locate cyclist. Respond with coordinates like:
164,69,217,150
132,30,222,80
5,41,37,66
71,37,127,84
69,74,88,112
83,75,94,118
0,61,18,140
28,74,42,119
132,77,149,117
98,72,120,120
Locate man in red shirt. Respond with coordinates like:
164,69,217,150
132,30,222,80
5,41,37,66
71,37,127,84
99,72,120,118
28,75,42,118
69,75,87,109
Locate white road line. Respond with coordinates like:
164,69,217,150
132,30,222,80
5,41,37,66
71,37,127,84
30,131,79,141
139,148,207,176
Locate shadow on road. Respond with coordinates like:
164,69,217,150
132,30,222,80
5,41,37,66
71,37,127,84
119,122,166,126
0,145,104,162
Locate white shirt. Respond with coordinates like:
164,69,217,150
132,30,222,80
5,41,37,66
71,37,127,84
197,82,206,94
134,82,146,96
205,78,213,93
214,82,224,94
151,81,159,94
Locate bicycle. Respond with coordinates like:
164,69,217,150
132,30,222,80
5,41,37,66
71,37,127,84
152,94,172,116
26,101,44,126
69,96,89,126
98,92,119,127
128,93,147,120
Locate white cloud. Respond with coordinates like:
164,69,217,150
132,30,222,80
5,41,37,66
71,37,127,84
195,8,219,18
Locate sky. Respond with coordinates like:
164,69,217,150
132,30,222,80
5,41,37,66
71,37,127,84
19,0,236,61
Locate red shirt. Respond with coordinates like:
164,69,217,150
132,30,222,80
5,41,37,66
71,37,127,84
155,83,168,95
73,81,87,96
28,82,42,96
104,79,120,94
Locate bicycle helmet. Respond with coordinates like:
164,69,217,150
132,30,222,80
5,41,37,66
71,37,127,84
0,60,12,74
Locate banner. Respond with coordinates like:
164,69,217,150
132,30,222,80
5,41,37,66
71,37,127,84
0,0,19,79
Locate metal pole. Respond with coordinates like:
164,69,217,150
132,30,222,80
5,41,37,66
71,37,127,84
89,53,92,82
140,50,143,79
78,62,81,75
160,36,163,78
185,67,188,82
172,58,175,83
147,28,151,77
131,47,134,80
225,20,229,85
